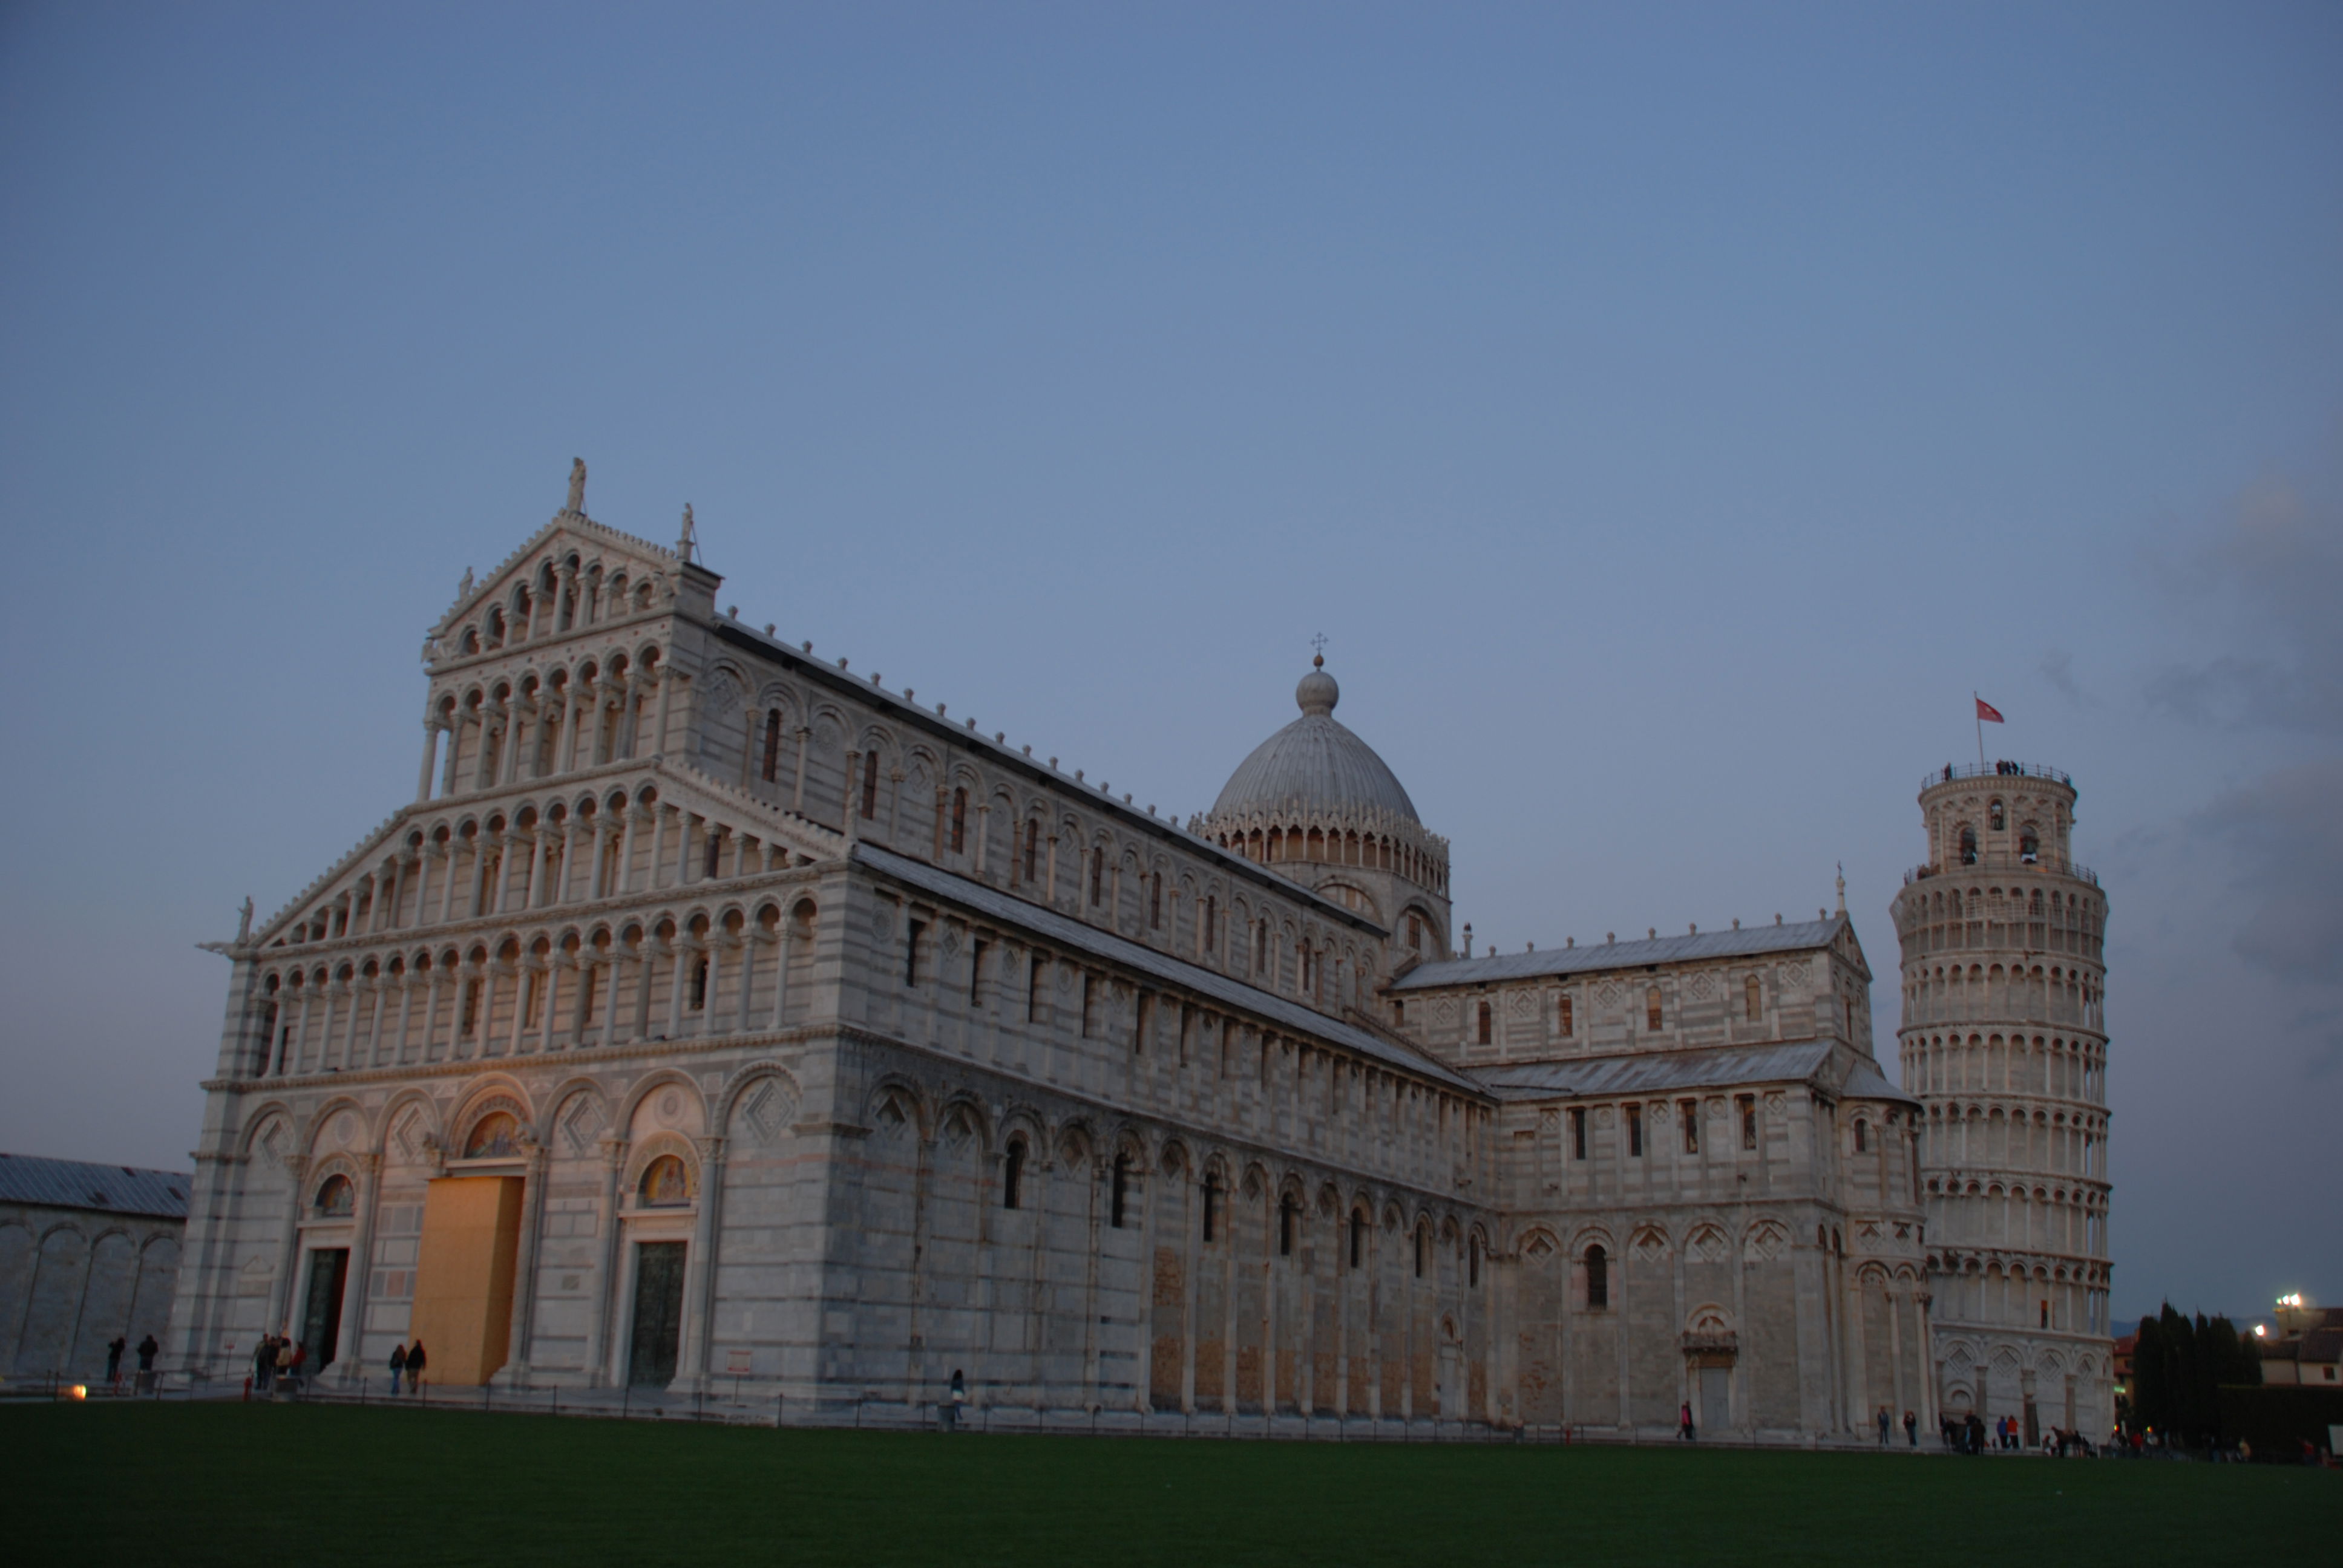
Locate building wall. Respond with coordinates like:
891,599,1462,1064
0,1201,182,1380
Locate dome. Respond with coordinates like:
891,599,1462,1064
1210,661,1421,825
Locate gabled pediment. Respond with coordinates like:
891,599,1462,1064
241,752,844,955
427,509,693,660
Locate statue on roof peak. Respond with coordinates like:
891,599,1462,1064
678,502,696,563
567,457,587,515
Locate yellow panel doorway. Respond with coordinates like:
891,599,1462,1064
408,1176,523,1387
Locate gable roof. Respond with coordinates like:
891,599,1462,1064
1392,916,1853,990
1466,1039,1915,1105
0,1152,191,1219
853,842,1484,1094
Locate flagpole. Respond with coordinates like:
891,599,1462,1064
1974,691,1985,770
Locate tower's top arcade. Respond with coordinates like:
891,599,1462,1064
1912,761,2085,883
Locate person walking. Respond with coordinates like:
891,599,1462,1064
1904,1410,1918,1447
135,1334,159,1393
942,1368,966,1432
1877,1406,1891,1446
105,1336,127,1391
274,1336,295,1397
389,1342,407,1396
1678,1401,1696,1443
405,1340,425,1394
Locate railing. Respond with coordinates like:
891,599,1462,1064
1924,762,2073,789
1906,854,2097,887
36,1373,1935,1451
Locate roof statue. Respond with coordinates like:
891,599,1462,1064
677,503,697,564
237,896,253,942
456,567,474,601
566,456,587,515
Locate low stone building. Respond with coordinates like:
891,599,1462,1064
1,1153,189,1382
162,466,2074,1439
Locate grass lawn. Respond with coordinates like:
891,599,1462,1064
2,1402,2334,1566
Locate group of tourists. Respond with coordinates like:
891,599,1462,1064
387,1340,426,1394
250,1334,309,1395
1874,1406,1919,1445
100,1334,160,1393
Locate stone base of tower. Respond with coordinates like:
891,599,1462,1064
1931,1319,2114,1443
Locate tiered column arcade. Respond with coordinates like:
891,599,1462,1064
1892,762,2113,1440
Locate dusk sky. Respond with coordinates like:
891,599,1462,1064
2,3,2336,1323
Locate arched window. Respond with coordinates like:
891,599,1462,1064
690,956,709,1010
704,829,723,879
1349,1209,1365,1269
1627,1104,1644,1157
2019,828,2039,864
1149,873,1162,929
1585,1244,1608,1310
1745,975,1761,1021
1201,1172,1220,1243
1646,985,1663,1031
1111,1154,1132,1229
1413,1224,1426,1278
1407,913,1423,952
639,1154,690,1207
1959,826,1978,865
464,1111,520,1158
1990,799,2006,832
761,710,782,782
948,788,968,854
860,752,880,819
1854,1118,1869,1153
1279,1194,1297,1256
1558,993,1575,1036
315,1174,355,1216
1003,1137,1027,1210
1476,1001,1492,1045
1203,897,1217,951
1469,1235,1480,1287
1089,848,1104,905
1021,820,1040,884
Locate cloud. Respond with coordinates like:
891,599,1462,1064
2143,482,2343,736
2039,648,2091,709
2195,758,2343,985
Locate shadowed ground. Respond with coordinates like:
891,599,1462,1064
2,1402,2333,1566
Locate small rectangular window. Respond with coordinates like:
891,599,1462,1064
1570,1106,1587,1160
1680,1100,1699,1154
1738,1094,1757,1151
1627,1104,1643,1157
905,920,924,987
1027,956,1046,1024
969,938,988,1006
860,752,880,819
1202,1177,1219,1243
1080,973,1095,1038
1558,993,1574,1037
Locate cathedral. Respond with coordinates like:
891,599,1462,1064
167,469,2112,1441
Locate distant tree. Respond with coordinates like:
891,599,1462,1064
2130,1302,2261,1445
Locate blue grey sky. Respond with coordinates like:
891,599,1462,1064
2,3,2336,1322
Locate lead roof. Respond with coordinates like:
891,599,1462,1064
0,1152,191,1219
1394,916,1849,990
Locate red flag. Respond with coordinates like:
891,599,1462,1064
1976,697,2005,724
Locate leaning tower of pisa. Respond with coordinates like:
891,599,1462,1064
1890,761,2114,1441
